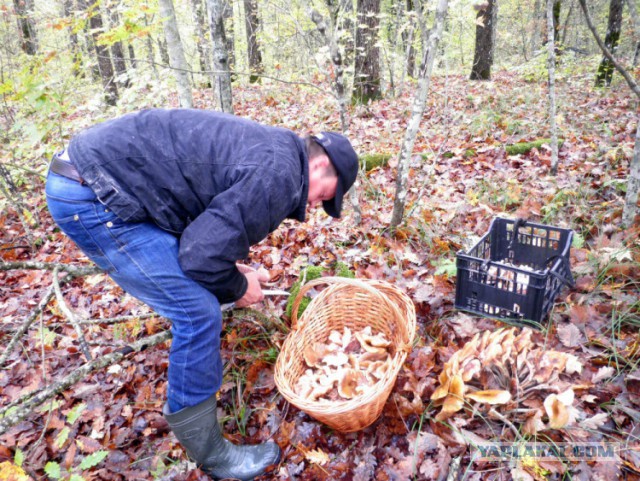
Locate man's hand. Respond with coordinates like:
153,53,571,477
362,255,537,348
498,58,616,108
235,265,270,308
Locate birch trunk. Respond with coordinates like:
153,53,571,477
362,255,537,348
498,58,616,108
547,0,559,175
531,0,542,53
628,0,640,65
390,0,449,229
158,0,193,108
208,0,233,113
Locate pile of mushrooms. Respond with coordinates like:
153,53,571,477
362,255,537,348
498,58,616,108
294,326,393,403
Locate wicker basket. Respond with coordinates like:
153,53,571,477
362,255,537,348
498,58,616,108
274,277,416,432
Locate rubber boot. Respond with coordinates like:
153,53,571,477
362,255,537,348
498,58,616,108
164,395,281,481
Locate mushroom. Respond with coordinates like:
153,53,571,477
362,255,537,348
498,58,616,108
303,342,331,368
338,369,366,399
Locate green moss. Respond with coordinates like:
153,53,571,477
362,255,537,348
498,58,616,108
285,263,355,318
285,265,325,318
361,153,392,171
334,261,355,278
464,149,476,158
505,138,565,156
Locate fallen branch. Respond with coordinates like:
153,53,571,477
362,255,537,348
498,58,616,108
0,330,172,435
0,261,102,277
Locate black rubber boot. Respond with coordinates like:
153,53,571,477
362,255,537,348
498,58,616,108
164,395,281,481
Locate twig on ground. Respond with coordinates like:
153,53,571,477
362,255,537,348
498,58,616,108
0,330,172,435
0,261,102,276
51,267,93,361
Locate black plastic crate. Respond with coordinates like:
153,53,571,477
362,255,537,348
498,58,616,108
455,218,574,326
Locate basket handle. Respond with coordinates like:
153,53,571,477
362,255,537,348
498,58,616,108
290,277,411,352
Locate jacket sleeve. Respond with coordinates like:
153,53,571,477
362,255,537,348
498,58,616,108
177,167,292,304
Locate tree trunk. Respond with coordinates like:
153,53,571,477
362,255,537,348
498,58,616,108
547,0,559,175
560,0,574,45
353,0,382,104
143,13,159,78
627,0,640,65
191,0,211,75
470,0,497,80
86,0,118,106
244,0,263,83
553,0,561,43
13,0,37,55
595,0,624,87
403,0,416,79
390,0,449,229
624,121,640,227
76,0,101,80
109,5,129,88
208,0,233,113
531,0,542,53
128,44,137,69
63,0,83,76
158,0,193,108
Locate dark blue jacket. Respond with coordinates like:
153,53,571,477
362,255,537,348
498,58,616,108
68,109,309,303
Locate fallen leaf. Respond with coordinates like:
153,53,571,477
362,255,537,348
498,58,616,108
557,323,584,348
304,448,330,466
466,390,512,405
592,366,615,384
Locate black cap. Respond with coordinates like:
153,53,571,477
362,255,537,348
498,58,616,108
311,132,358,218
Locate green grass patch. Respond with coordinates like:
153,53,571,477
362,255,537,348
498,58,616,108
505,138,565,155
361,153,392,171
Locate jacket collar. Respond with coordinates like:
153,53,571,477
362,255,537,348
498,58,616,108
288,136,309,222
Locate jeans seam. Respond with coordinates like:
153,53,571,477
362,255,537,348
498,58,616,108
113,236,200,409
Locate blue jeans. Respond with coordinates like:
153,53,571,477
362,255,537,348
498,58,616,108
45,171,222,413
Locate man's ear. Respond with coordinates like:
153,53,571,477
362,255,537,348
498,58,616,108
310,154,330,171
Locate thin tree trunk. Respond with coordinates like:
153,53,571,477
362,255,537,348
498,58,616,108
13,0,37,55
87,0,118,106
579,0,640,226
560,0,574,45
143,13,159,78
244,0,263,82
625,121,640,227
470,0,497,80
353,0,382,104
76,0,100,80
158,0,193,108
128,44,136,69
547,0,559,176
63,0,83,76
627,0,640,65
390,0,449,229
109,5,129,88
404,0,416,78
191,0,211,75
553,0,561,43
208,0,233,113
596,0,624,87
531,0,542,53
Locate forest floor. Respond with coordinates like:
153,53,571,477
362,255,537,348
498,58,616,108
1,69,640,481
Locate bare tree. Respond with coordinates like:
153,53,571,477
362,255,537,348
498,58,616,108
595,0,624,87
158,0,193,108
244,0,263,83
470,0,497,80
391,0,449,229
13,0,37,55
208,0,233,113
86,0,118,106
579,0,640,227
531,0,543,52
547,0,560,175
353,0,382,103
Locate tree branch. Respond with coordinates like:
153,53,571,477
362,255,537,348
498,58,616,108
0,261,102,276
578,0,640,99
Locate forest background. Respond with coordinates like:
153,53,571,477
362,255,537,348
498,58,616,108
0,0,639,480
